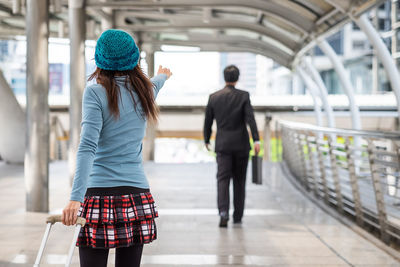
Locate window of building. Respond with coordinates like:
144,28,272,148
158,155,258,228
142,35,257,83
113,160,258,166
353,41,365,50
314,30,343,56
352,22,360,30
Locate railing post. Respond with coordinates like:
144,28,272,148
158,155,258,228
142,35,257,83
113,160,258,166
306,134,319,196
296,132,309,190
281,125,286,161
393,141,400,199
328,136,344,213
263,114,272,161
345,136,364,227
288,130,300,182
316,136,330,204
367,139,390,243
275,120,281,161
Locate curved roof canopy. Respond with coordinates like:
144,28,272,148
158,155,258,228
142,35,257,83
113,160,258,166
0,0,385,68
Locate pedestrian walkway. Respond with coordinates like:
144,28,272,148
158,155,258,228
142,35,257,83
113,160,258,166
0,161,398,266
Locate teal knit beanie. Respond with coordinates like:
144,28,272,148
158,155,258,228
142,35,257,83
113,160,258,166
95,29,140,71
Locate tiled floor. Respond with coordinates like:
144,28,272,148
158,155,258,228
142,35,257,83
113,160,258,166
0,161,399,266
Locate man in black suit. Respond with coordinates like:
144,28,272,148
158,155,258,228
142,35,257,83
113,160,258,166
204,65,260,227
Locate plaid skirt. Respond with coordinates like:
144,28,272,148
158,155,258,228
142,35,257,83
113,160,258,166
76,187,158,248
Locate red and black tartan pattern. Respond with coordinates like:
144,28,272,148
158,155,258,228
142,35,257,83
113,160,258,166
76,192,158,248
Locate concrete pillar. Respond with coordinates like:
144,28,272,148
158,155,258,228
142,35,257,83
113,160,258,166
100,0,114,30
143,51,157,161
68,0,86,185
143,121,157,161
147,51,155,77
0,70,25,163
25,0,49,212
101,9,114,31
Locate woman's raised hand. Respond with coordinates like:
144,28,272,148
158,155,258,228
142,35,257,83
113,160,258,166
157,65,172,79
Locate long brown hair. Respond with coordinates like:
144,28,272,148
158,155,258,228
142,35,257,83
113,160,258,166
88,65,158,122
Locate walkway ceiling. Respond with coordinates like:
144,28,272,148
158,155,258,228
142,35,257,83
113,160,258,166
0,0,386,68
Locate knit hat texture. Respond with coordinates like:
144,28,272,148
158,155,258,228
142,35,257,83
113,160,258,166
95,29,140,71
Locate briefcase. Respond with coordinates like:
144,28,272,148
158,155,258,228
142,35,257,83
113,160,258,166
252,155,262,185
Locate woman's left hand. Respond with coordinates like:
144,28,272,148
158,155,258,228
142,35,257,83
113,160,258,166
157,65,172,79
62,200,81,226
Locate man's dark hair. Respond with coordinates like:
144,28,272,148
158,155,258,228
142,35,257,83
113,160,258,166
223,65,240,83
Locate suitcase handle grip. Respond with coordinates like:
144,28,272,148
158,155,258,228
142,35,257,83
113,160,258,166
46,215,86,226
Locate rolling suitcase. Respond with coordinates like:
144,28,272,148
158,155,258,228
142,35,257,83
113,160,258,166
34,215,86,267
252,155,262,185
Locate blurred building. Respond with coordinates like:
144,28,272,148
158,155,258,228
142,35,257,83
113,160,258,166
269,0,397,96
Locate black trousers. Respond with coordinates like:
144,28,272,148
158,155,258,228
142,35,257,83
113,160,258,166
216,151,249,221
79,245,143,267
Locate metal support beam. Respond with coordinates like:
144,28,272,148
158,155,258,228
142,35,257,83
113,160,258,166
144,37,292,68
116,12,297,52
318,39,362,130
87,0,313,34
118,18,296,52
68,0,86,185
25,0,49,212
303,57,336,128
296,67,323,127
354,13,400,120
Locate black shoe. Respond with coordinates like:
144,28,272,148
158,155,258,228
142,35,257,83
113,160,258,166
219,216,228,227
233,219,242,224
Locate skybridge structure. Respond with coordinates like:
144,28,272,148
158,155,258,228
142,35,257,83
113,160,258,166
1,0,400,266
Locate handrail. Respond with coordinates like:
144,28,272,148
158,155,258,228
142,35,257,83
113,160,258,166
279,120,400,140
277,119,400,247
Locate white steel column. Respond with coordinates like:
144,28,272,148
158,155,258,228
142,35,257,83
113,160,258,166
69,0,86,185
354,13,400,120
296,67,323,127
318,39,362,130
303,57,336,128
25,0,49,212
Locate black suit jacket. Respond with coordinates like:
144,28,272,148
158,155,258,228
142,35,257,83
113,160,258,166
203,85,259,152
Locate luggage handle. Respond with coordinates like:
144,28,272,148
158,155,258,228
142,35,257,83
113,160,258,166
35,216,86,267
46,215,86,227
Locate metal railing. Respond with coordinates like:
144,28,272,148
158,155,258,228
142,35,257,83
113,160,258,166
278,120,400,245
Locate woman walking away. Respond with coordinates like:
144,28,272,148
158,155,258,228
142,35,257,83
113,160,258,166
61,29,172,267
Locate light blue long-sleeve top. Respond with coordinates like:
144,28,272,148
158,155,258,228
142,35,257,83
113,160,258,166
70,74,167,203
